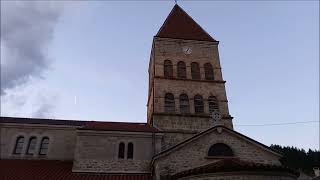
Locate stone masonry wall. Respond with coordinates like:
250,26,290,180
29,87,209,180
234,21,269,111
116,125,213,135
73,130,162,173
153,115,232,133
73,159,150,173
160,131,195,150
153,79,229,117
149,37,233,135
147,46,155,124
154,128,281,176
0,123,77,160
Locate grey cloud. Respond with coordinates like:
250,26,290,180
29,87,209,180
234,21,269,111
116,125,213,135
32,100,55,118
0,1,64,95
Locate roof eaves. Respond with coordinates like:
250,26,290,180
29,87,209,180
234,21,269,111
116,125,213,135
152,125,282,164
77,127,162,133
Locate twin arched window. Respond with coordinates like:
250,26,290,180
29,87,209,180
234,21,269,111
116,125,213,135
208,143,233,157
13,136,24,154
118,142,134,159
127,142,134,159
118,142,125,159
26,137,37,155
39,137,49,155
164,60,214,80
164,93,175,113
13,136,49,155
165,94,219,114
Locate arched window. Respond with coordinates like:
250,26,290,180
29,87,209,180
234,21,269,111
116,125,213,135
208,96,219,113
13,136,24,154
204,63,214,80
39,137,49,155
164,60,173,78
194,95,204,113
191,62,200,80
177,61,186,79
26,137,37,155
127,142,134,159
164,93,175,113
208,143,233,157
118,142,125,159
179,94,190,114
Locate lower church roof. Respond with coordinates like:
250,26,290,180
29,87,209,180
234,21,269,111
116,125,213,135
172,159,299,179
0,159,152,180
0,116,160,133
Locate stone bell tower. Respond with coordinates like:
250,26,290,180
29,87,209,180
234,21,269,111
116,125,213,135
147,5,233,149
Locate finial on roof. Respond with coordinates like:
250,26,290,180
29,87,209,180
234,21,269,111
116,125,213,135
174,0,177,5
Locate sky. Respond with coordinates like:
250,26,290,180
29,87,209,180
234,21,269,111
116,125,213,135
1,1,319,150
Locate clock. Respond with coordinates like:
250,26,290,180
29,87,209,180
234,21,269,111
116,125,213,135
182,46,192,54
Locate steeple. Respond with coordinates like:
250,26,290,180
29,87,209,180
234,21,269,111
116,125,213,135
148,4,233,149
156,5,216,42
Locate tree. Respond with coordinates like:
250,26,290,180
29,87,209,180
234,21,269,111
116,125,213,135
270,144,320,176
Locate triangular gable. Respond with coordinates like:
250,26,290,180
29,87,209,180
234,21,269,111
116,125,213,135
156,5,217,42
153,125,282,162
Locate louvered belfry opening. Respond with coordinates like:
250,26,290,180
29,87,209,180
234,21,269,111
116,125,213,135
191,62,201,80
177,61,187,79
194,94,204,113
164,60,173,78
179,94,190,114
208,96,219,113
165,93,175,113
204,63,214,80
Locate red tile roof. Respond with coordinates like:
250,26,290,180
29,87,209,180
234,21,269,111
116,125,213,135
156,5,216,42
0,116,160,133
0,116,86,126
172,159,299,179
81,121,160,133
0,159,152,180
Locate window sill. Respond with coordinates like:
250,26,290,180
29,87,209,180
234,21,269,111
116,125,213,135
155,76,226,84
154,112,233,119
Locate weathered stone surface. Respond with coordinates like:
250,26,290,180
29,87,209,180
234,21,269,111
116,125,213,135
147,37,233,150
148,38,233,136
73,130,162,173
161,131,195,150
73,159,150,173
0,123,77,160
154,128,282,177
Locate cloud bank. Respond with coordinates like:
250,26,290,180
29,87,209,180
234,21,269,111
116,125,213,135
1,1,64,95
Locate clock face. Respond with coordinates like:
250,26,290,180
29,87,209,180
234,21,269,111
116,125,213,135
182,46,192,54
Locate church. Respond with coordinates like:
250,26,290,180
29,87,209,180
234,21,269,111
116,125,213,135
0,5,299,180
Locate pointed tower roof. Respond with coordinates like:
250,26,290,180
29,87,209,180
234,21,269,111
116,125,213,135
156,5,217,42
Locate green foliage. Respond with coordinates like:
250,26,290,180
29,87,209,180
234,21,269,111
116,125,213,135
270,144,320,176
